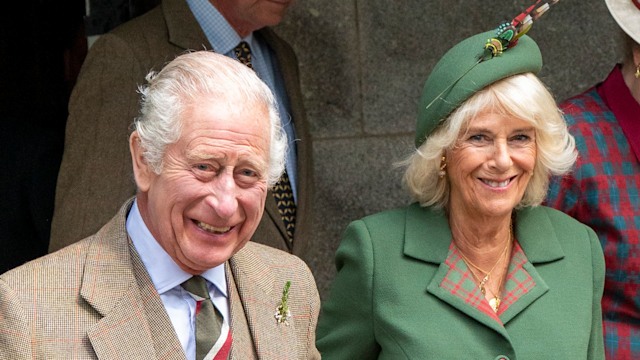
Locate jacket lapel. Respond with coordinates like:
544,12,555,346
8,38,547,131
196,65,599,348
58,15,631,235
264,190,289,247
402,205,510,336
498,207,563,324
82,200,185,359
257,27,312,256
227,246,299,360
164,0,211,51
226,263,258,360
403,204,565,332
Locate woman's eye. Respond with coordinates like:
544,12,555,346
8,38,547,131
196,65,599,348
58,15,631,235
511,134,531,142
468,134,488,142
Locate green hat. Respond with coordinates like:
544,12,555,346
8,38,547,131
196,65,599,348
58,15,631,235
414,30,542,147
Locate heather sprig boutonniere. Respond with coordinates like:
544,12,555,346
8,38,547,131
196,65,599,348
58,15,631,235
274,280,292,325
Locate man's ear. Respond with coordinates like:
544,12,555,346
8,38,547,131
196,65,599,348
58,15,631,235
130,131,153,192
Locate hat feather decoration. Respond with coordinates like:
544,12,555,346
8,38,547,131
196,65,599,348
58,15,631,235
429,0,561,106
483,0,561,60
416,0,561,146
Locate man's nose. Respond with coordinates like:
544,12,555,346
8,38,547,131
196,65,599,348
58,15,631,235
205,171,238,219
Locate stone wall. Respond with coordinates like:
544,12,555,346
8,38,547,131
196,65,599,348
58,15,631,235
274,0,620,298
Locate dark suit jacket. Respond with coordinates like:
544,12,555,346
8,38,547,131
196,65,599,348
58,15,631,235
1,199,320,359
50,0,313,259
317,203,605,359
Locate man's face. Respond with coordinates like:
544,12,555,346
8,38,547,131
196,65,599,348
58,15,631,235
132,96,270,274
214,0,295,36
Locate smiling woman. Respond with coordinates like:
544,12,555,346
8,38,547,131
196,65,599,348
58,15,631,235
404,72,576,211
317,17,606,360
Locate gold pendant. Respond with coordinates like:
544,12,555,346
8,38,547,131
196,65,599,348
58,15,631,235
489,297,500,312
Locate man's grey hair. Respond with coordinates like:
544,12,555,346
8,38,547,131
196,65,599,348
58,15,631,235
133,50,287,186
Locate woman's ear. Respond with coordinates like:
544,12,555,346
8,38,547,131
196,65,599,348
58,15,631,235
130,131,153,193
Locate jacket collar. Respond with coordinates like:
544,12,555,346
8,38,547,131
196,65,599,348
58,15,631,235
403,203,565,264
164,0,211,51
404,203,563,333
82,198,186,359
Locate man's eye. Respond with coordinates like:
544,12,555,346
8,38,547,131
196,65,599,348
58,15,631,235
194,164,212,171
239,169,257,178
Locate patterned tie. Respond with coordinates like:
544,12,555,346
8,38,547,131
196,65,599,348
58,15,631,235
233,41,297,241
273,171,297,241
181,276,223,360
233,41,253,69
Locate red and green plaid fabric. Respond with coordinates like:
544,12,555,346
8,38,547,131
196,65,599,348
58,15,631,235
546,67,640,359
441,240,535,321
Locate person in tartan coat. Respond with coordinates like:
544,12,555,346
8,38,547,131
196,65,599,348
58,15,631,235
545,1,640,358
317,25,605,360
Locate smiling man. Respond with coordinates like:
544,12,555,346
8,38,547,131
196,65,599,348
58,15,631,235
0,51,320,360
50,0,313,265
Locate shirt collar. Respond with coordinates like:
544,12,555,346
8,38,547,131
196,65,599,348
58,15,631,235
186,0,254,55
126,199,228,297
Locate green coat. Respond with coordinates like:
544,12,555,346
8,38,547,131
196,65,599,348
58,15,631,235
317,204,605,360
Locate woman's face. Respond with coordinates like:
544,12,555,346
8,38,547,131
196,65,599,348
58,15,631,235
446,111,537,220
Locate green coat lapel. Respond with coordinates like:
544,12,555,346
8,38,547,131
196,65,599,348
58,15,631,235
402,204,566,331
499,208,565,324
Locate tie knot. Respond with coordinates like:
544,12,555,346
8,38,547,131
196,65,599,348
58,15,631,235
181,276,210,300
234,41,253,69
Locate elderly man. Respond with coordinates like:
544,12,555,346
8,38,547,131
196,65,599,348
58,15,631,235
50,0,312,260
0,51,320,360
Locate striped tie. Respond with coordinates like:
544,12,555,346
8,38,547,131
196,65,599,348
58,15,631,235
181,276,223,360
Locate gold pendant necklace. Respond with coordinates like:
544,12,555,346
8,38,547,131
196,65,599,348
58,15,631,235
489,297,501,312
457,226,512,312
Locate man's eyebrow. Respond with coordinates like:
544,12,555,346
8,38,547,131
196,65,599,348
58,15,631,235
185,149,226,161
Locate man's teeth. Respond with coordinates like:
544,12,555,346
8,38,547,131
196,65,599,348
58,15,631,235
482,179,510,188
197,221,230,234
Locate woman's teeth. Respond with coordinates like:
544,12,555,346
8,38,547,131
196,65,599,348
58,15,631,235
482,179,510,188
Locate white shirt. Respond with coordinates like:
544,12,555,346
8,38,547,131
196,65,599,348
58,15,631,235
126,200,229,359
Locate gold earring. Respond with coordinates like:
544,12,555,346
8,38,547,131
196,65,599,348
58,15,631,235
438,156,447,178
635,63,640,79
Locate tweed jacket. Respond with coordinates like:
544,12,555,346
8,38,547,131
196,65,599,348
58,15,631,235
0,199,320,359
50,0,313,259
317,203,605,360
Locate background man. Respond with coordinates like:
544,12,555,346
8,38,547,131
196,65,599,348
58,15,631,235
50,0,312,260
0,51,320,360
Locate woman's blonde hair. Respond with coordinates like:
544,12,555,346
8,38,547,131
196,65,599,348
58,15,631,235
400,73,576,209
